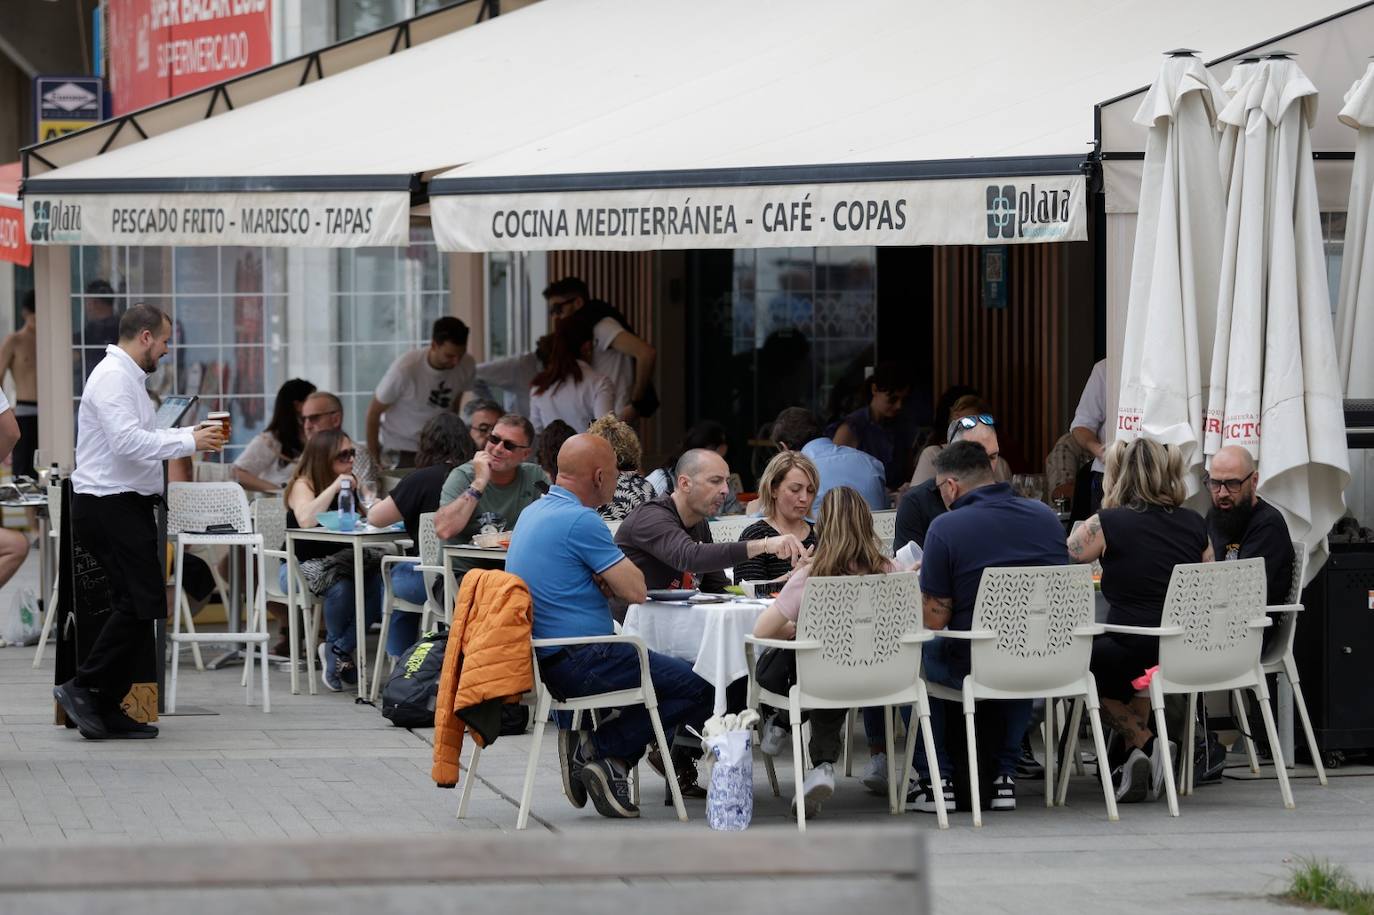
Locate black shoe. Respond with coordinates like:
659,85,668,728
102,709,158,739
333,646,358,687
669,747,708,801
1015,737,1045,780
1113,747,1151,803
53,680,108,740
558,730,591,809
990,774,1017,811
578,757,640,819
907,777,954,813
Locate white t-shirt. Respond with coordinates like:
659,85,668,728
375,348,477,451
528,360,615,434
1070,359,1109,473
591,316,635,411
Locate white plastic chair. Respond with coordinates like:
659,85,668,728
1101,558,1293,816
872,509,897,557
604,518,623,538
924,564,1117,827
744,571,947,831
1223,542,1326,787
31,480,63,668
456,634,687,830
707,515,755,545
253,496,324,696
371,513,447,700
166,482,270,713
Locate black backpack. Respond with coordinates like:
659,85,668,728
381,628,448,728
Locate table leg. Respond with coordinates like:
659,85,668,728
286,535,299,696
37,512,51,615
353,543,367,700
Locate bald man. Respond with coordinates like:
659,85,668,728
1206,445,1294,617
615,448,807,593
506,434,712,820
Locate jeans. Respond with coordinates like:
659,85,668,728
278,564,384,656
539,643,713,763
913,639,1032,780
385,561,431,657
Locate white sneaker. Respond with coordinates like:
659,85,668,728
862,752,890,795
1148,739,1176,801
760,718,788,757
792,762,835,819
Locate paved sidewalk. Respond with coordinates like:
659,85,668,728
0,551,1371,913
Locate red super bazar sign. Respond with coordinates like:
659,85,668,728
0,207,30,267
107,0,271,116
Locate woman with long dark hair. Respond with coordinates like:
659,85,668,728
528,312,615,434
283,429,384,692
367,413,476,658
235,378,316,492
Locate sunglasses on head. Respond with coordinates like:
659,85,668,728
487,432,529,452
334,448,356,462
948,414,996,439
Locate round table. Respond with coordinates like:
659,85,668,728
622,598,770,715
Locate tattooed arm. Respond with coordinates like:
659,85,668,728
923,593,954,631
1066,513,1106,564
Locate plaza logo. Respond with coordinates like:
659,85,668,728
28,200,83,243
986,183,1073,239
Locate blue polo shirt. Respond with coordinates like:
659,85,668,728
920,482,1068,636
505,485,626,652
801,437,888,512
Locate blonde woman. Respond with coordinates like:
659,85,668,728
1067,438,1212,804
752,486,893,819
587,413,656,522
733,450,819,588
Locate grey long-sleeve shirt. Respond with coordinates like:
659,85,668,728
614,495,749,593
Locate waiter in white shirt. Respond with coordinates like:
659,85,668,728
52,304,225,741
1070,358,1109,514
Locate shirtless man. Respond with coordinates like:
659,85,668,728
0,292,37,480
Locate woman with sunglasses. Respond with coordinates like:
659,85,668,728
284,429,385,692
1066,438,1212,804
910,396,1012,486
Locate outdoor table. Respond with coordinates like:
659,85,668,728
440,543,508,613
621,597,771,716
285,523,409,698
2,496,51,617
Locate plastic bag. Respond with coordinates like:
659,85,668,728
1,588,40,646
703,730,753,831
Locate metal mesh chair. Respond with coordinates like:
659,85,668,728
371,513,447,700
31,481,63,668
167,482,270,713
253,496,324,696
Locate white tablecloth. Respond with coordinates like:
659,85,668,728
622,599,769,715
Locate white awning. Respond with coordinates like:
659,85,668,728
22,0,1367,250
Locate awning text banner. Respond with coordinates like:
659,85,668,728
431,174,1087,252
22,191,410,248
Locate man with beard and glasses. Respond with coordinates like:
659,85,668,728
1206,445,1293,647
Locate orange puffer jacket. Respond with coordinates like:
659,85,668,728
431,569,533,788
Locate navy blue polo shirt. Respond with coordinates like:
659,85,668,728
920,482,1068,634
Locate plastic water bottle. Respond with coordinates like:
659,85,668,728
338,478,357,532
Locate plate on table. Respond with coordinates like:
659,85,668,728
647,589,698,602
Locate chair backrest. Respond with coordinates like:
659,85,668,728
1158,558,1267,687
871,510,897,557
708,514,755,544
418,512,443,600
968,565,1095,693
605,518,622,539
1286,540,1308,605
794,571,924,704
193,460,237,483
251,496,287,550
167,482,251,536
1264,541,1309,665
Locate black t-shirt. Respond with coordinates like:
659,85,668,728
732,519,816,585
1099,505,1209,627
287,493,341,563
894,477,946,551
389,462,456,554
1209,498,1294,605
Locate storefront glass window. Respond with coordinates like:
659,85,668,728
336,0,406,40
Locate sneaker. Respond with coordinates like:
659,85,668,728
907,777,954,813
990,774,1016,810
578,757,640,819
1015,737,1045,780
792,762,836,819
760,717,789,757
862,752,890,795
52,680,108,740
317,643,342,692
558,729,591,809
102,709,158,739
1148,739,1177,801
333,647,358,687
1112,747,1151,803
